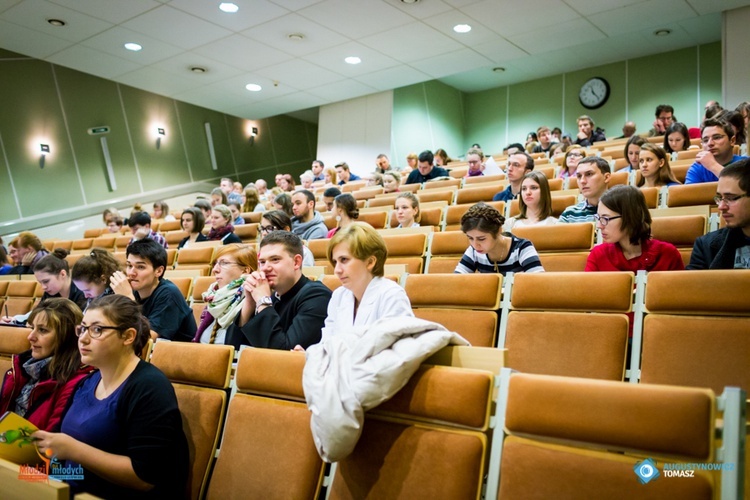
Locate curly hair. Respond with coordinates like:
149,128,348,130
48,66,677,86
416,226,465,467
460,202,505,237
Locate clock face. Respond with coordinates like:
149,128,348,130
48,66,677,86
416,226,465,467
579,77,610,109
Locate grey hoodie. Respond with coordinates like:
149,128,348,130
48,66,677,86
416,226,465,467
292,211,328,241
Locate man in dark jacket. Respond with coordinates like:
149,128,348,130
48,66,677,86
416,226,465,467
687,161,750,269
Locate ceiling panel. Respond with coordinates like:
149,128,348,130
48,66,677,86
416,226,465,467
255,58,344,90
302,41,399,76
47,45,142,79
563,0,645,16
353,65,432,92
241,13,348,57
0,18,74,58
80,26,183,66
410,48,493,79
115,65,202,96
122,4,232,50
49,0,160,24
306,78,378,102
297,0,413,39
463,0,580,37
587,0,697,36
507,18,605,55
1,0,112,42
359,21,465,63
149,50,245,84
169,0,288,32
193,33,293,73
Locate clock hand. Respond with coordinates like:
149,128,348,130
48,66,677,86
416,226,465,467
591,88,599,99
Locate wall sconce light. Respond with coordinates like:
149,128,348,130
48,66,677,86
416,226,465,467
156,127,165,149
39,143,50,169
249,127,258,146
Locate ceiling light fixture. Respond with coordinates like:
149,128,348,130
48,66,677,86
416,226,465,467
654,29,672,36
47,19,66,27
493,67,506,72
124,42,142,52
219,2,239,13
245,83,262,92
453,24,471,34
288,33,305,41
400,0,420,4
190,66,207,73
345,56,361,65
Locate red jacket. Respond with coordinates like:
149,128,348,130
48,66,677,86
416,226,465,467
0,351,96,431
585,238,685,272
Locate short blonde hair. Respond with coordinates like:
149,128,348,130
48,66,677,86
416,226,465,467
327,222,387,277
213,243,257,272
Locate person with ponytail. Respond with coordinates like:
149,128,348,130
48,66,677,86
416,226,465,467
456,202,544,275
33,295,189,499
71,248,121,310
0,299,95,431
327,193,359,238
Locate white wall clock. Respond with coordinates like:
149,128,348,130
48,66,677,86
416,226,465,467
579,77,610,109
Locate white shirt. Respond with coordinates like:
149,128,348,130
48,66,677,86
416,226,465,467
504,215,558,232
321,276,413,340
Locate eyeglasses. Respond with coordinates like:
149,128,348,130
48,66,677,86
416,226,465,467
568,152,583,158
260,225,280,234
702,134,728,143
593,215,622,226
714,194,748,205
75,324,126,339
213,260,240,269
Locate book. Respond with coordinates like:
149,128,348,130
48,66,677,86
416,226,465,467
0,412,43,465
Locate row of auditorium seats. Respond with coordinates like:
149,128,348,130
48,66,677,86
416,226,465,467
1,272,744,498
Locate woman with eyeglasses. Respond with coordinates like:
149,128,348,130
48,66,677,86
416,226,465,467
32,294,189,499
465,148,485,177
260,210,315,267
0,299,94,431
559,146,584,179
585,185,684,272
192,244,256,346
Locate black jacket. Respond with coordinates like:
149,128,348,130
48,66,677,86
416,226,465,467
687,227,749,269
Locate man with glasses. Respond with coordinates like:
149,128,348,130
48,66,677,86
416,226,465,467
685,118,746,184
559,157,611,223
648,104,675,137
493,152,535,201
231,231,331,350
688,162,750,269
109,239,195,341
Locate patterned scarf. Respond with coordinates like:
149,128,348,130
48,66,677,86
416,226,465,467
14,356,52,417
193,277,245,343
207,224,235,241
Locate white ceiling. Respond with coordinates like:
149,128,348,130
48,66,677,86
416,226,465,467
0,0,747,122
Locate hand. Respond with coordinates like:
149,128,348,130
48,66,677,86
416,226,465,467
576,131,587,140
695,150,716,166
652,119,665,134
32,430,78,461
21,250,37,266
110,271,135,299
292,345,305,352
242,271,272,303
0,316,12,324
133,227,150,240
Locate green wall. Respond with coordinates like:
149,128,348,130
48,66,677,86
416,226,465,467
393,42,722,158
0,49,317,230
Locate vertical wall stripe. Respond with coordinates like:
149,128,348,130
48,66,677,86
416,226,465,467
505,86,510,145
116,84,144,193
696,46,702,126
624,60,629,121
561,73,566,130
0,130,22,218
267,118,278,167
223,114,239,179
51,65,87,205
423,83,435,147
173,100,194,183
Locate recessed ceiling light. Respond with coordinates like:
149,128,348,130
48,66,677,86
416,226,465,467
654,29,672,36
219,2,239,13
400,0,419,3
124,42,142,52
47,19,66,27
493,67,505,73
345,56,361,65
190,66,207,74
245,83,262,92
453,24,471,34
288,33,305,41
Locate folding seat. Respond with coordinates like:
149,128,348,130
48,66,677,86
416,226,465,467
448,166,468,178
489,371,744,500
507,195,577,219
91,236,117,252
464,173,506,185
368,194,401,208
191,276,217,304
307,238,332,273
671,164,690,183
382,233,428,274
233,223,258,243
52,240,73,251
165,230,189,246
341,181,368,193
328,348,498,499
501,272,632,380
174,247,215,276
357,210,388,229
422,178,461,190
404,273,501,347
388,206,443,230
512,222,595,272
536,165,555,179
676,149,700,161
416,188,455,205
83,228,101,238
150,342,234,500
352,187,383,201
650,215,707,266
241,212,263,224
667,182,718,208
640,186,659,208
0,324,31,376
205,348,325,499
115,235,133,251
424,231,468,273
455,184,506,205
168,276,193,301
158,220,181,232
4,280,38,317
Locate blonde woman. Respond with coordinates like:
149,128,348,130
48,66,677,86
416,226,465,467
394,192,420,228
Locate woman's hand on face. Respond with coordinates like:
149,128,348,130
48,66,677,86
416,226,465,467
110,271,135,299
32,430,78,461
21,250,37,266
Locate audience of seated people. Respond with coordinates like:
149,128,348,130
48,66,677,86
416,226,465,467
193,198,212,221
128,211,168,249
636,144,681,188
260,210,315,266
615,121,636,139
493,152,534,202
663,122,691,154
254,178,269,200
323,166,338,187
531,126,558,154
220,177,242,205
455,202,544,275
228,202,245,226
686,118,746,184
230,231,332,350
210,187,228,207
394,192,421,228
243,186,265,213
621,135,646,172
311,159,325,182
322,187,341,212
575,115,606,146
404,152,418,173
558,146,584,179
0,246,11,275
688,161,750,269
585,185,684,272
336,162,361,185
7,231,50,275
375,153,392,174
279,174,296,192
504,171,558,231
291,190,328,240
151,201,175,222
465,147,486,177
648,104,676,137
405,150,448,184
327,193,358,238
274,192,293,217
383,172,401,193
0,299,94,431
193,243,256,347
434,148,452,167
559,156,611,223
33,295,189,499
110,239,196,341
321,222,413,341
177,207,208,249
299,171,314,190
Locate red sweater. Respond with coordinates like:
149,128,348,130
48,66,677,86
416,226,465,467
0,351,95,431
585,239,685,272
